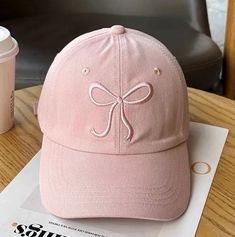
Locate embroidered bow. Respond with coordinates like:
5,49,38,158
89,82,152,141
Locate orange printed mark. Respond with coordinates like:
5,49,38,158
11,222,17,227
191,161,211,175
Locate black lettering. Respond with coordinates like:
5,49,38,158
44,232,55,237
14,224,27,234
14,223,67,237
26,224,43,237
38,230,47,237
28,224,43,232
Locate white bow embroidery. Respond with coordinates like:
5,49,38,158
89,82,152,141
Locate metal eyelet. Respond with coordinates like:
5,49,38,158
154,67,161,76
81,67,90,76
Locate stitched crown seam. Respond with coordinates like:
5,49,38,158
118,34,122,153
114,33,118,154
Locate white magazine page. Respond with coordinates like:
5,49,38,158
0,122,229,237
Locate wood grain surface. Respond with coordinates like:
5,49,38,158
0,85,235,236
188,88,235,237
0,86,42,191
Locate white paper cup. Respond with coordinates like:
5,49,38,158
0,26,19,134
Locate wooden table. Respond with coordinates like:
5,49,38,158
0,85,235,236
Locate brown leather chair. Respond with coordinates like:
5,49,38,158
1,0,222,90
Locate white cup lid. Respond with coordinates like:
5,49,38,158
0,26,19,62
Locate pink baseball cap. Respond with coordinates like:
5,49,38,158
38,25,190,221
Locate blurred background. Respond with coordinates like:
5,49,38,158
1,0,233,97
206,0,227,53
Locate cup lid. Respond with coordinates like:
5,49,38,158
0,26,18,62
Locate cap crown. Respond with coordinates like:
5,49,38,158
38,27,189,155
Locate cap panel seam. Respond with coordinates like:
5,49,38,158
113,34,118,153
117,35,122,154
121,34,127,153
114,35,119,153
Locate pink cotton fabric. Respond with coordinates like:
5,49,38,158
38,25,190,221
40,136,190,220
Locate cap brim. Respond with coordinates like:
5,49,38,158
39,136,191,221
